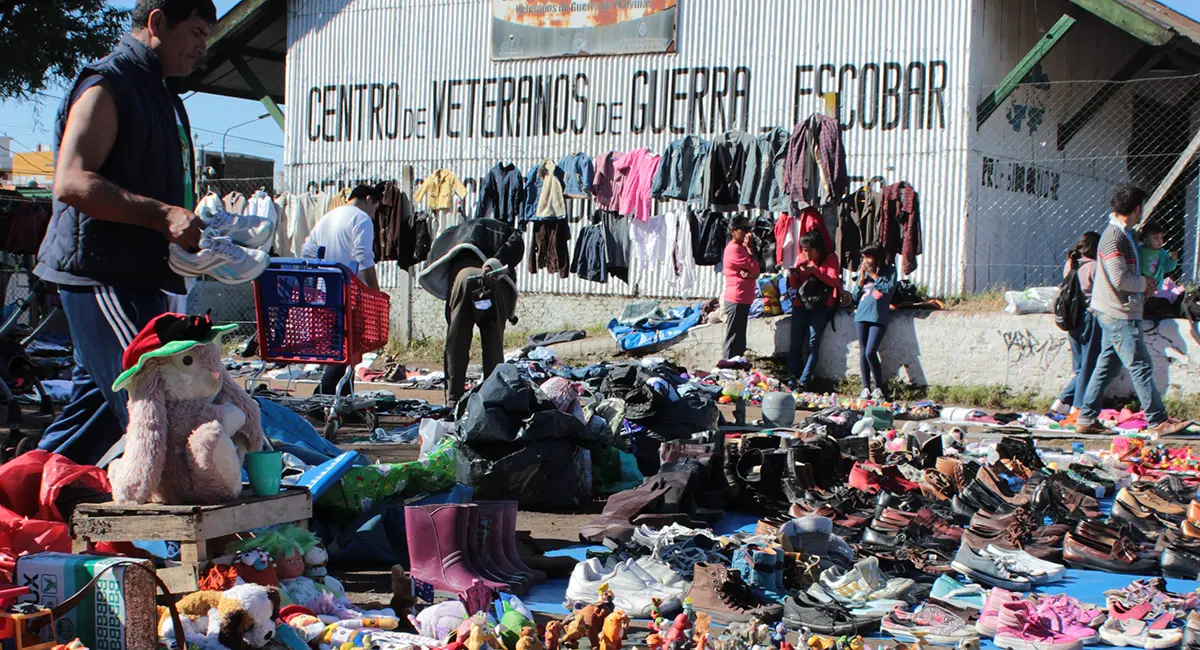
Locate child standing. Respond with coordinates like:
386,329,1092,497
1138,221,1178,290
722,216,760,361
854,245,898,400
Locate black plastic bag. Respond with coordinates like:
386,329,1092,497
456,440,593,511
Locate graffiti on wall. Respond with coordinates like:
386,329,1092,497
999,328,1067,368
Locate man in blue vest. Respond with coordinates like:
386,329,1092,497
36,0,217,465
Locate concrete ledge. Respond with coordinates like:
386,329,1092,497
581,310,1200,399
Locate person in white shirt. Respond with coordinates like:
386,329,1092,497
301,183,381,395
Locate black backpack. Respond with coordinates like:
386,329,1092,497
1054,260,1086,331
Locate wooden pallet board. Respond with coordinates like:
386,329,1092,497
71,486,312,593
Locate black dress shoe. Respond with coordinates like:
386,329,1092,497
953,478,1016,517
1161,542,1200,579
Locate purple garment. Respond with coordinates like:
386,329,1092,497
784,114,848,207
592,151,626,212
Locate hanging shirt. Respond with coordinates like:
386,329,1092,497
615,148,662,221
223,191,246,215
664,208,697,297
592,151,626,212
631,213,667,272
559,152,595,198
476,163,525,223
415,169,468,211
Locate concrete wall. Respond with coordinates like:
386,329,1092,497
390,287,697,342
596,310,1200,399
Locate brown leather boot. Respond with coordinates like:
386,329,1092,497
685,562,783,624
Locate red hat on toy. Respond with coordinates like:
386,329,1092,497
112,312,237,391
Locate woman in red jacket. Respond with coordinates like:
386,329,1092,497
787,231,842,388
722,216,760,360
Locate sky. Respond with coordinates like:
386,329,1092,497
2,0,1200,171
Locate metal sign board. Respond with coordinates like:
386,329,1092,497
491,0,678,60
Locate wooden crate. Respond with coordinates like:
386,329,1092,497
70,487,312,593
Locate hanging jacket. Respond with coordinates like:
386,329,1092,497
651,135,711,203
571,224,608,283
775,207,833,267
745,127,791,211
839,185,882,272
592,151,626,212
415,169,468,211
476,162,525,224
752,215,777,274
558,152,595,198
705,130,757,212
691,211,728,266
615,148,662,221
783,113,848,209
37,34,194,293
880,182,922,275
528,219,571,278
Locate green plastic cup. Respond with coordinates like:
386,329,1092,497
244,450,283,497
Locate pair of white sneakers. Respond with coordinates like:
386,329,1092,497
564,557,688,618
169,205,273,285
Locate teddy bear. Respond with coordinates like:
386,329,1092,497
158,583,281,650
108,313,264,505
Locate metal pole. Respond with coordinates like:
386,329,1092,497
221,114,270,172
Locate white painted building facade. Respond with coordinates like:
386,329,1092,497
280,0,1200,298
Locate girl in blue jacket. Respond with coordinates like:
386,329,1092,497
855,245,898,400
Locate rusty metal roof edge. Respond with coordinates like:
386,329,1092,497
185,0,286,101
1112,0,1200,46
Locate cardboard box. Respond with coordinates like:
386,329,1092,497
14,553,156,650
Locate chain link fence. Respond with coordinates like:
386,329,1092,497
970,72,1200,291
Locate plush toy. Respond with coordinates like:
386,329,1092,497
109,313,264,505
227,527,319,581
158,583,281,650
464,615,501,650
304,543,330,582
235,549,281,587
389,566,418,624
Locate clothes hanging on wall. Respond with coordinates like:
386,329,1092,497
601,210,631,283
222,191,247,215
652,135,710,204
748,127,791,211
591,151,627,213
530,159,567,221
527,219,571,278
784,113,848,210
559,152,595,198
706,130,757,212
476,162,525,224
245,190,278,252
414,169,468,211
375,181,414,264
615,148,662,221
839,184,883,272
327,187,352,211
0,197,51,255
691,211,728,266
630,213,667,272
572,221,608,283
773,207,831,267
752,215,777,274
664,208,697,296
881,181,922,275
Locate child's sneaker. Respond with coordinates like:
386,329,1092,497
197,204,274,249
169,234,269,285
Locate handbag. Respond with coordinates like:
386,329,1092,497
798,276,833,310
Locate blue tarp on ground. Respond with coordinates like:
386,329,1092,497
606,303,706,352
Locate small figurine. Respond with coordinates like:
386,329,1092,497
781,642,795,650
465,615,501,650
650,597,664,623
515,627,543,650
664,613,692,650
682,597,696,625
543,621,563,650
693,612,712,650
646,632,666,650
957,639,980,650
562,603,607,650
598,610,630,650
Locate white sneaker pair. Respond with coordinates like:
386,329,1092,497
565,558,683,617
169,206,274,285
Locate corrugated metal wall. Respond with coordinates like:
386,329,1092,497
285,0,975,296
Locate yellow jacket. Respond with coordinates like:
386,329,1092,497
416,169,468,210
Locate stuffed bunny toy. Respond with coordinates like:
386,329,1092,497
108,313,265,505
